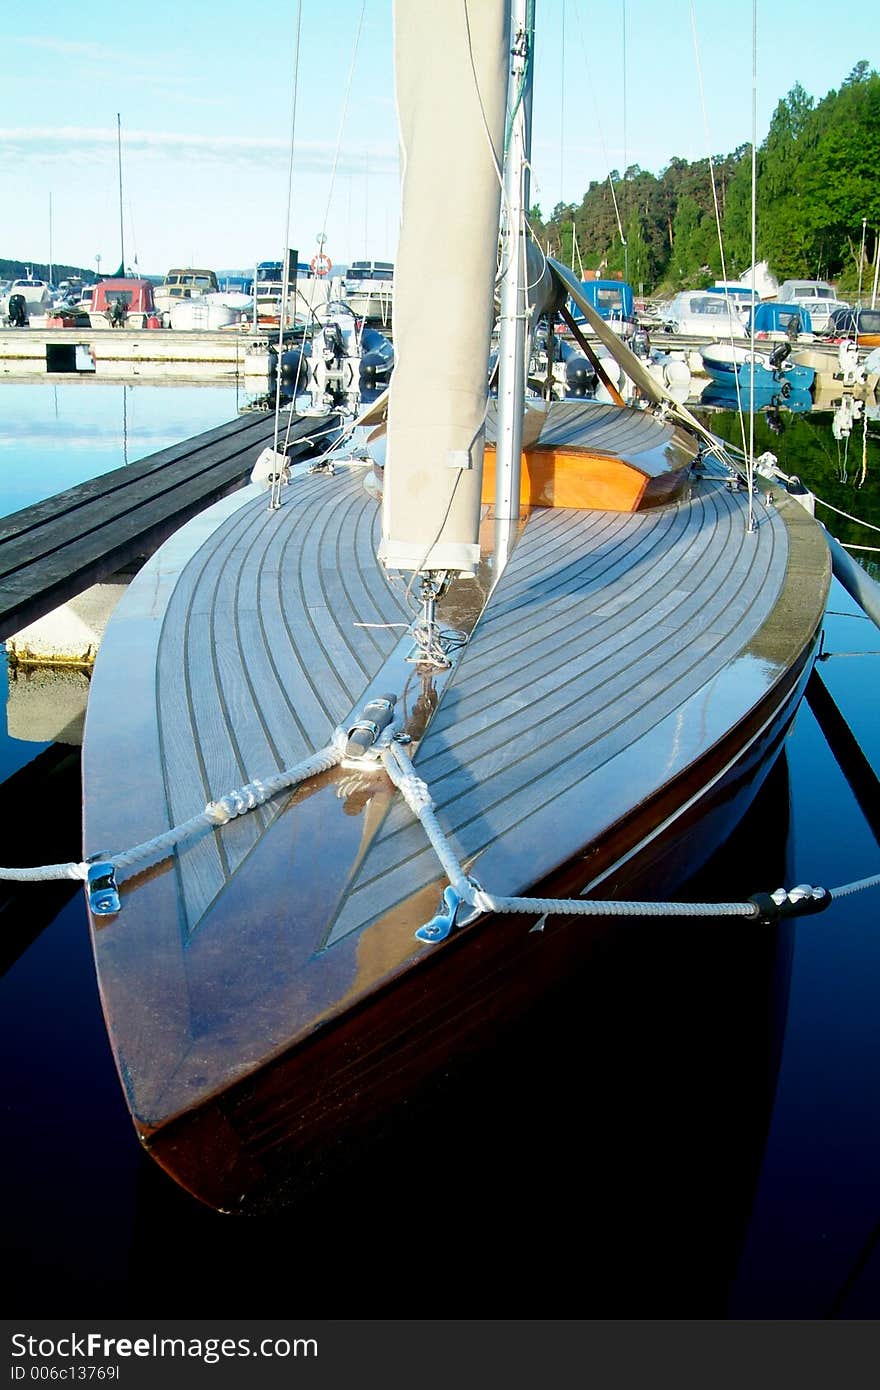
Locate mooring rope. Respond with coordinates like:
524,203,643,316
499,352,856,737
1,731,876,931
0,738,346,888
379,739,876,934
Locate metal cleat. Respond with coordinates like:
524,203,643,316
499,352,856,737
87,860,120,916
343,694,397,762
415,885,462,943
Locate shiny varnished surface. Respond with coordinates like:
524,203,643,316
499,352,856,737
482,399,698,511
83,448,829,1157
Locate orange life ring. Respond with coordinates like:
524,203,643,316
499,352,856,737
310,254,332,277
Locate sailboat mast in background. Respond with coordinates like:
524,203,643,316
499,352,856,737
117,113,125,277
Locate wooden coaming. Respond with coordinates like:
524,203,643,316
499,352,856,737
481,400,698,511
82,413,831,1209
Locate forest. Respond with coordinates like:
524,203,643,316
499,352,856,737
530,62,880,298
4,64,878,302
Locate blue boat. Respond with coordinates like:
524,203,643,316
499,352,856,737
700,342,815,392
744,301,815,342
568,279,636,337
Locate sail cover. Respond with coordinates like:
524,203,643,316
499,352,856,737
380,0,511,574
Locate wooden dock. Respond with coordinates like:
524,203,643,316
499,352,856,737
0,327,273,380
0,411,329,642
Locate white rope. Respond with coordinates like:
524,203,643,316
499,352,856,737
814,496,880,534
828,872,880,900
382,740,472,897
382,740,758,922
4,726,879,926
0,738,345,888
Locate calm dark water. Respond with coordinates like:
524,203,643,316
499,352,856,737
1,385,878,1317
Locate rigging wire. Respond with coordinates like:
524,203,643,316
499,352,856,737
748,0,759,528
317,1,367,254
687,0,750,469
269,0,303,510
569,5,627,256
621,0,628,279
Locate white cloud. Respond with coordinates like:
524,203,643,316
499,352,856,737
0,126,398,177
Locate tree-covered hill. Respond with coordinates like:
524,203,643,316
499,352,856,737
0,258,96,286
532,62,879,297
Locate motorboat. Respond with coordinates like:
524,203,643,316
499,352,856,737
659,291,747,338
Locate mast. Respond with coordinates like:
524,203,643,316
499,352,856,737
117,113,125,276
493,0,534,575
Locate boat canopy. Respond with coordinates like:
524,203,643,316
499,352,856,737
706,285,753,299
91,278,155,313
346,261,394,282
745,301,814,336
828,306,880,344
569,279,634,322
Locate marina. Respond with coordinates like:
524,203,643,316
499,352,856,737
2,0,879,1330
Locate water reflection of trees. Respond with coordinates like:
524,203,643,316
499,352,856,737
700,406,880,578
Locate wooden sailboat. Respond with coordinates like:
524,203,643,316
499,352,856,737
82,0,830,1212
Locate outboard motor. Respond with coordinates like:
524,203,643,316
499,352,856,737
765,408,785,435
768,341,792,370
785,313,801,343
632,326,651,359
109,299,127,328
7,293,27,327
838,339,860,378
322,321,346,370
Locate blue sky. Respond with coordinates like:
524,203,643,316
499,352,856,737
1,1,871,276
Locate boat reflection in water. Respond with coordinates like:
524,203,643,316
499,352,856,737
698,382,814,417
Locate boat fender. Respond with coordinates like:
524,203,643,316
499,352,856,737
749,883,830,922
345,694,397,758
564,354,593,388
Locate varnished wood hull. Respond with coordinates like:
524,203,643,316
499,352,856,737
83,402,830,1211
145,647,810,1212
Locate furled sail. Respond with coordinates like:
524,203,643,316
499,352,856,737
379,0,511,574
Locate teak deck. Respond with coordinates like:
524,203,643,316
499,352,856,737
0,411,328,641
82,401,831,1207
